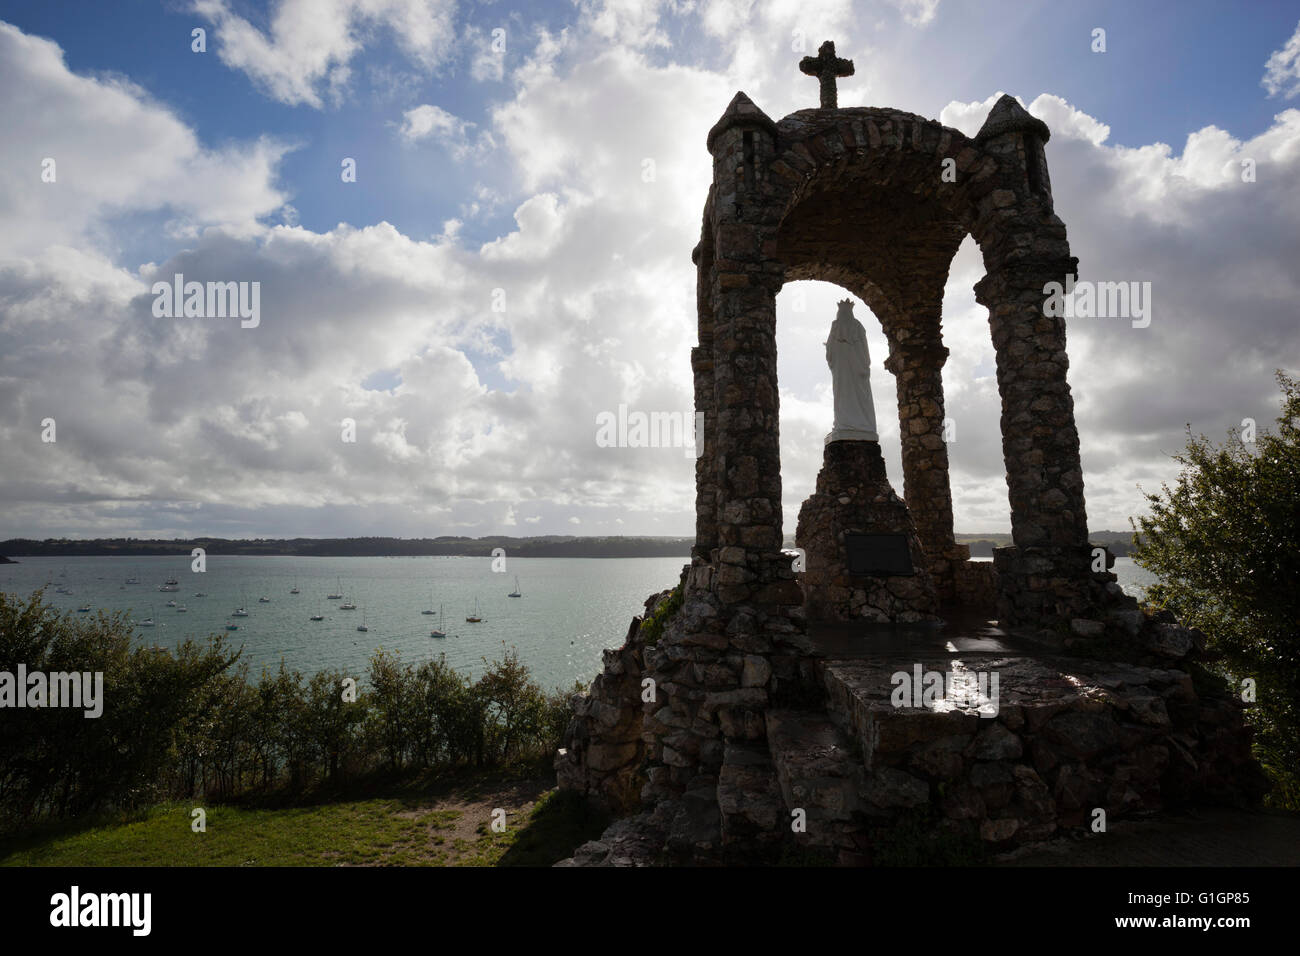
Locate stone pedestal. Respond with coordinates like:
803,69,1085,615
795,441,939,623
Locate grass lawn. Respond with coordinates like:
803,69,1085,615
0,769,609,867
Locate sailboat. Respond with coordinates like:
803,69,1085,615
340,594,357,610
422,584,437,614
327,577,343,600
430,605,447,638
357,609,369,633
258,596,271,603
310,602,324,621
466,598,482,623
290,577,300,594
507,576,521,598
137,606,156,628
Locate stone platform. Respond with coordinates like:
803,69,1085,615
556,597,1269,866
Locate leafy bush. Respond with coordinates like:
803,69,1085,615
0,590,578,828
0,592,238,820
1132,370,1300,808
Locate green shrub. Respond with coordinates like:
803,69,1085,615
0,589,581,828
1132,370,1300,809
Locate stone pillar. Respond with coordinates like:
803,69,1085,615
705,92,792,607
883,331,957,600
976,260,1091,627
971,93,1091,628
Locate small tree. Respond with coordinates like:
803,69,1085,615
477,645,548,765
1132,371,1300,807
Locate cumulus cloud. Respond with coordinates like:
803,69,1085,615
1263,19,1300,99
191,0,457,108
934,91,1300,530
3,4,1298,543
0,23,290,257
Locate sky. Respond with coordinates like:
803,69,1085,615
1,0,1298,541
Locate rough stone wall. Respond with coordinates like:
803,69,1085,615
952,554,998,612
795,440,938,622
554,594,664,814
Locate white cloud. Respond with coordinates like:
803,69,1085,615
887,0,940,27
396,104,496,160
398,103,468,141
3,6,1299,542
1263,19,1300,99
0,23,290,258
191,0,457,108
577,0,671,50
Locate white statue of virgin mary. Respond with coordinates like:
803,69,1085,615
825,299,879,443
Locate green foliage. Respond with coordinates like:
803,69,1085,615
1131,370,1300,808
0,591,577,830
639,585,683,646
0,591,239,821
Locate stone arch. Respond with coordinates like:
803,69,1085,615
692,92,1092,629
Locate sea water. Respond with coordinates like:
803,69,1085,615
0,555,1158,689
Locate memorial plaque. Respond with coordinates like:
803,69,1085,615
845,533,914,576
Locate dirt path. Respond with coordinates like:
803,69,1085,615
390,775,553,863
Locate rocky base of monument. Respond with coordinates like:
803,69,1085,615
555,582,1269,866
795,440,939,624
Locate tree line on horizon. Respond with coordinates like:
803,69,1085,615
0,534,695,559
1,530,1143,560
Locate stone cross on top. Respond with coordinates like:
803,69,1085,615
800,40,854,109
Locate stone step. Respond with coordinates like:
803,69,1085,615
765,708,866,829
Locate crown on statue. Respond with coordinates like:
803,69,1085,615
837,298,852,306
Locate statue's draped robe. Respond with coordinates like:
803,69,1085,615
826,309,878,442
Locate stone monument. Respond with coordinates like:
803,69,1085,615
553,45,1269,867
796,299,938,623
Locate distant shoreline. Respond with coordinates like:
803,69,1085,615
0,530,1139,559
0,536,695,560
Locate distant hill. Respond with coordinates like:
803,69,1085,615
0,536,694,559
1,530,1142,561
